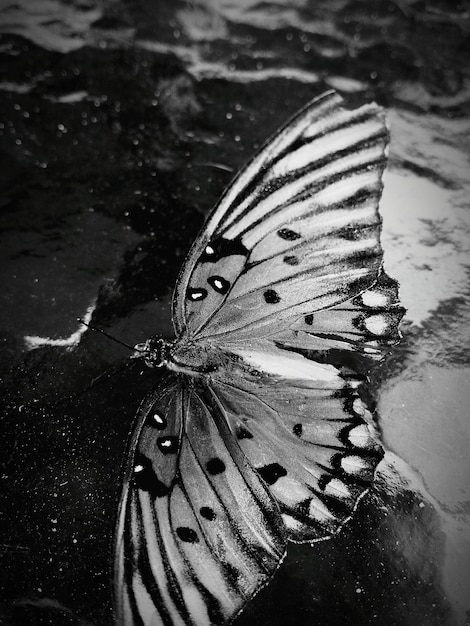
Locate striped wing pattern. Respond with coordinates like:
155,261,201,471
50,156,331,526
173,90,389,340
115,376,286,626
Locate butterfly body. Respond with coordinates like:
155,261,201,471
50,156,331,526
135,336,221,374
136,334,354,392
114,91,404,626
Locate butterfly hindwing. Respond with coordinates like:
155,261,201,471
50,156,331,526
208,342,383,542
114,377,184,626
173,90,389,340
115,375,287,626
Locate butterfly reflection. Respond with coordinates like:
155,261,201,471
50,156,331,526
114,91,404,626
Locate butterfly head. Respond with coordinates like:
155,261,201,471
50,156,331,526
132,336,171,368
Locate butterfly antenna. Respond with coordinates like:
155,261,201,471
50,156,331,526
77,318,146,353
194,161,234,173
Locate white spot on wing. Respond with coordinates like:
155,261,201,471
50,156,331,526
361,290,389,307
341,455,369,475
348,424,373,448
364,314,389,336
308,494,335,521
281,513,303,532
352,398,366,416
363,345,380,354
153,413,165,426
324,478,351,499
271,477,312,506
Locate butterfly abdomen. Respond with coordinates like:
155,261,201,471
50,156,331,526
167,338,310,392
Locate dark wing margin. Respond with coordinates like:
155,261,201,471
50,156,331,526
114,375,287,626
274,269,405,361
172,90,390,341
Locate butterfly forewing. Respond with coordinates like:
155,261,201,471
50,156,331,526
275,269,405,360
115,376,287,626
173,91,389,341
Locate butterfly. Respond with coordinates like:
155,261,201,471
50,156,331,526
113,90,404,626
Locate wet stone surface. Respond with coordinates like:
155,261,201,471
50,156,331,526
1,1,469,625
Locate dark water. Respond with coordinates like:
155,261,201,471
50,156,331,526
1,1,469,625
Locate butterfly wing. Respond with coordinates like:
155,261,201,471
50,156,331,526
173,90,389,341
207,343,383,542
273,269,405,361
114,375,287,626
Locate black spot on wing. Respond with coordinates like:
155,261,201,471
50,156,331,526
200,237,248,263
176,527,199,543
264,289,281,304
257,463,287,486
304,313,314,325
293,423,303,437
206,458,226,475
318,474,331,491
322,492,352,518
297,497,312,518
277,228,301,241
336,226,362,240
332,387,357,401
283,255,299,265
352,314,367,331
236,426,253,440
200,506,216,521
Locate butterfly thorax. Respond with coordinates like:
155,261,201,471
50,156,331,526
135,335,263,384
133,336,173,368
168,338,238,378
133,335,224,375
